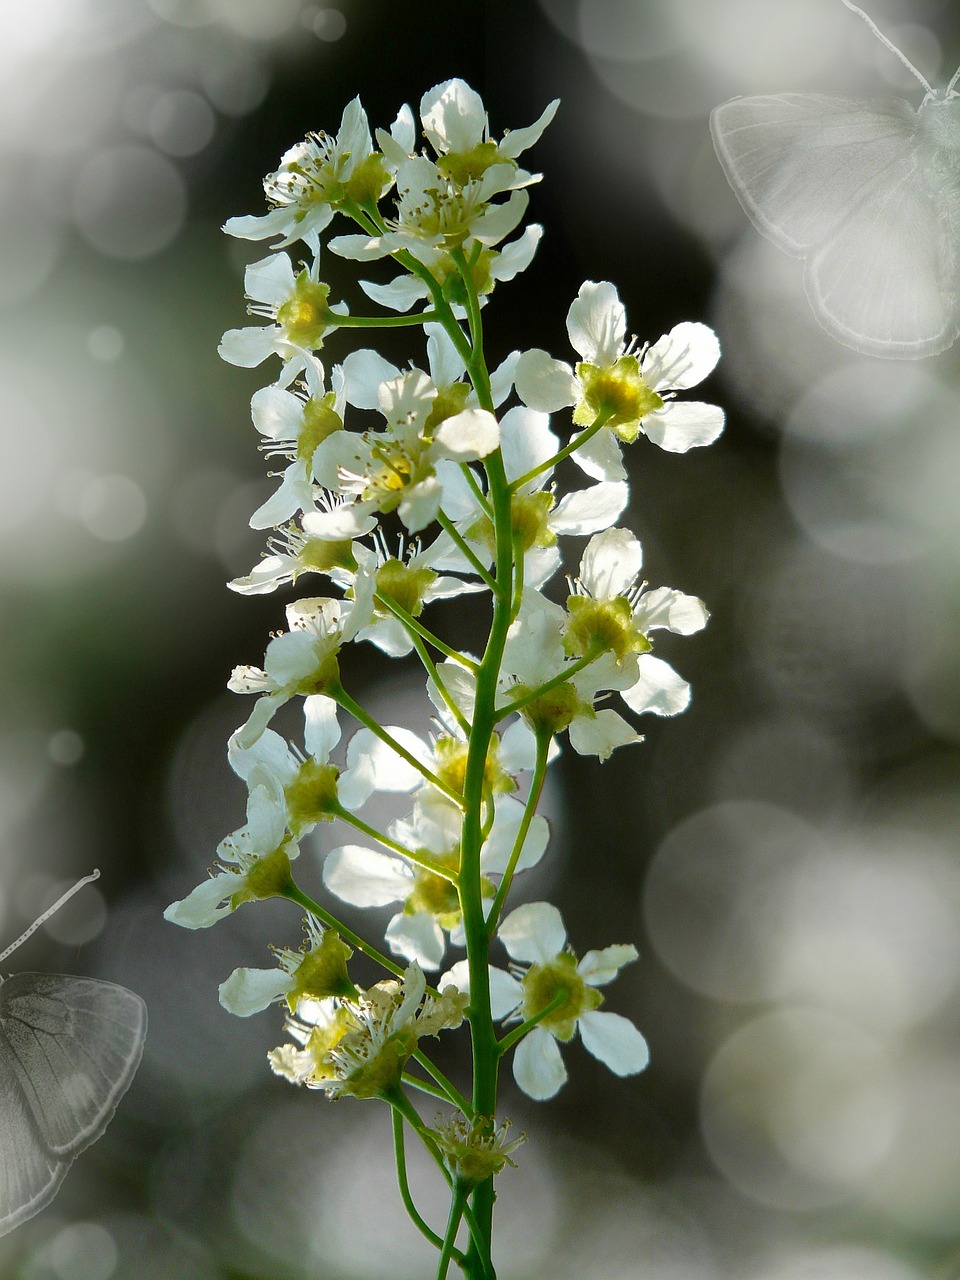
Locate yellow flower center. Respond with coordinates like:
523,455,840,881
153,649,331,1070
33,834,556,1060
521,953,601,1041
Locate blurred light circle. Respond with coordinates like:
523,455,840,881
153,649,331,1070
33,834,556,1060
147,89,216,157
744,1245,924,1280
47,728,85,766
0,200,61,308
87,325,125,362
711,716,852,820
779,434,929,565
766,835,960,1031
0,372,58,533
78,474,147,541
95,1215,218,1280
588,49,724,121
210,0,302,40
23,1221,118,1280
701,1009,899,1210
200,53,269,115
784,361,943,445
747,543,908,726
903,615,960,743
73,145,186,259
643,801,820,1001
674,0,843,86
316,9,347,40
712,237,843,425
144,0,213,27
864,1052,960,1235
538,0,685,62
18,874,106,948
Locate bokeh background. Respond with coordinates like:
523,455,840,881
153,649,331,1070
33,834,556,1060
2,0,960,1275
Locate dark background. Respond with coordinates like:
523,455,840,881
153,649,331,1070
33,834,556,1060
2,1,960,1275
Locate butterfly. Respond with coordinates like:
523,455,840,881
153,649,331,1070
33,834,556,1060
0,871,147,1237
710,0,960,359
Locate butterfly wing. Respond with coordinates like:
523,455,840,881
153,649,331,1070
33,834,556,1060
711,92,960,356
0,973,146,1158
0,1039,70,1237
710,92,920,254
806,141,960,357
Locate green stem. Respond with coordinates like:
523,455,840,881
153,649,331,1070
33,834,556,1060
497,992,567,1056
389,1088,489,1265
485,729,550,936
375,590,480,672
493,646,603,721
508,528,525,628
402,1071,461,1107
335,311,441,328
333,684,465,809
335,805,458,882
458,462,494,519
437,1188,467,1280
436,512,499,594
508,410,612,492
412,1049,474,1116
410,634,472,736
282,883,407,980
392,1109,453,1257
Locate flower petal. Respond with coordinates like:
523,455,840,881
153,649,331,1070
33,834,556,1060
568,426,627,482
218,326,277,368
621,655,691,717
578,1010,650,1076
551,481,628,536
579,528,642,598
569,708,642,761
498,901,566,964
566,280,625,366
219,966,292,1016
514,349,578,413
358,275,429,312
578,944,639,987
341,348,400,410
434,407,500,460
498,405,557,488
323,845,411,907
513,1025,567,1100
641,401,724,453
641,321,720,392
385,912,446,970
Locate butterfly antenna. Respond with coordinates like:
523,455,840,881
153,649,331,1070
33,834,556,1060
0,870,100,965
946,63,960,95
840,0,935,94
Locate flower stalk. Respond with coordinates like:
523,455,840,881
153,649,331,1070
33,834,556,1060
167,75,722,1276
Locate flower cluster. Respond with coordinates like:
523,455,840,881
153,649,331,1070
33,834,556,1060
168,77,721,1269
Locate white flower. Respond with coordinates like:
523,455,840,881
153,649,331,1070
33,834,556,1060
228,596,372,749
567,527,709,718
428,404,628,589
164,781,296,929
313,368,499,533
223,98,382,251
219,916,355,1017
218,252,348,372
501,593,643,762
331,79,557,273
417,79,558,179
323,794,549,970
270,963,467,1098
442,902,649,1101
228,501,377,597
515,281,723,477
242,358,347,530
